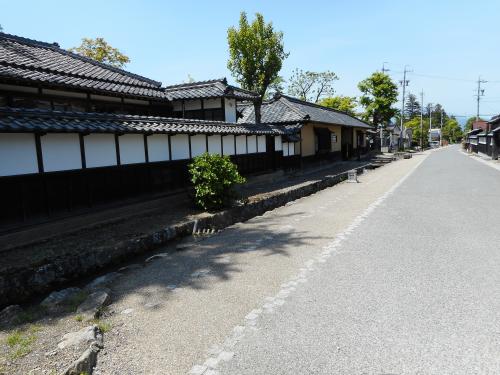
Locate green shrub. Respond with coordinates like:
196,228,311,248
188,153,246,210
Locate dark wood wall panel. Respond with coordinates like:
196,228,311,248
0,149,297,232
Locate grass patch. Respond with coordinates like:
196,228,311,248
90,319,111,333
74,315,84,322
5,325,40,359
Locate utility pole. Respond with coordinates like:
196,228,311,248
428,103,433,145
399,65,412,150
440,109,444,147
420,90,424,150
475,76,486,122
382,62,390,73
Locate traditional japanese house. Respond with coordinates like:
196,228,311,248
466,116,500,159
238,94,372,162
0,33,299,230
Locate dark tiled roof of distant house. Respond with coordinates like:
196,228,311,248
238,94,372,129
0,33,167,99
0,107,292,136
164,78,260,101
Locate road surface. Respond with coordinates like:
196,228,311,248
214,146,500,375
97,146,499,375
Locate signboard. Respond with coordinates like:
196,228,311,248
331,133,337,143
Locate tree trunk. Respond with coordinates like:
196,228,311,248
254,99,262,124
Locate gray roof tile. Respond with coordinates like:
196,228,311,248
0,33,166,99
238,94,371,129
0,107,292,136
164,78,259,101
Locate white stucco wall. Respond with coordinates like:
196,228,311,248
0,133,38,176
170,134,190,160
84,134,117,168
207,135,222,154
222,135,235,155
119,134,145,165
282,142,289,156
247,135,257,153
224,98,237,123
274,136,283,151
191,134,207,157
184,99,202,110
41,133,82,172
257,135,266,153
235,135,247,155
204,98,222,109
147,134,170,162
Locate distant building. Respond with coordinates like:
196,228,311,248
472,119,488,132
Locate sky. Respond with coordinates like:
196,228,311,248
2,0,500,122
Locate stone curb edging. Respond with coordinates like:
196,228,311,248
0,165,372,308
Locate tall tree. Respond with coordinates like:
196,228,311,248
70,37,130,68
425,103,448,127
442,118,463,143
227,12,288,123
287,69,338,102
264,75,286,99
318,95,358,116
404,93,421,119
404,117,430,147
358,72,398,128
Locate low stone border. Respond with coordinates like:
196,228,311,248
0,165,373,307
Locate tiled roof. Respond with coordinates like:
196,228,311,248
0,107,291,136
164,78,259,101
488,115,500,125
0,33,167,99
238,94,372,129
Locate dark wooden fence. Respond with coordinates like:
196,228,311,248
0,150,300,232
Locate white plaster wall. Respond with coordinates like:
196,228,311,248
184,99,202,110
204,98,222,109
41,133,82,172
224,98,237,123
222,135,235,155
247,135,257,153
147,134,170,162
294,142,300,155
207,135,222,154
84,134,117,168
235,135,247,154
191,134,207,157
119,134,145,165
0,133,38,176
172,101,182,112
257,135,266,153
274,136,283,151
171,134,190,160
282,142,289,156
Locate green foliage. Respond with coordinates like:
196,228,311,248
227,12,288,98
264,75,285,99
358,72,398,127
318,95,358,116
287,69,338,103
442,118,463,143
405,93,421,119
404,117,430,147
94,320,111,333
189,153,245,210
5,325,40,359
70,37,130,68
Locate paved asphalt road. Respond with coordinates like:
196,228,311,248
214,146,500,375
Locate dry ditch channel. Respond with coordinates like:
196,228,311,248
0,158,402,374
